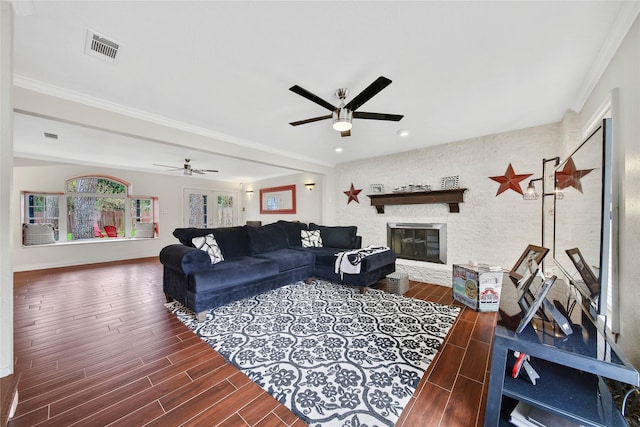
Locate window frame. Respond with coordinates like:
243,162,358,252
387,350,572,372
21,175,159,245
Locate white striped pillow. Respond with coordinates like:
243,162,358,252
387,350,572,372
301,230,323,248
192,234,224,264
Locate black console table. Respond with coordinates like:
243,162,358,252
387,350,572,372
485,311,639,426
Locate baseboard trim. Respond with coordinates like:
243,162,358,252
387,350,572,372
12,256,159,273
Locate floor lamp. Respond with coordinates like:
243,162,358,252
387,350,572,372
523,157,561,272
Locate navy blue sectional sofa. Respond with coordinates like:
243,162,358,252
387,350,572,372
159,220,396,321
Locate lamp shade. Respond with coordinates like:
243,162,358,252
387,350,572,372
332,109,353,131
523,181,539,200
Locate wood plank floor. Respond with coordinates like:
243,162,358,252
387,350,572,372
9,257,497,426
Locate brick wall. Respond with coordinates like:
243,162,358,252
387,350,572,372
333,121,564,286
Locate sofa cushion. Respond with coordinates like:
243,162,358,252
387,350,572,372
300,247,343,268
192,234,224,264
253,248,315,272
173,228,215,247
309,223,358,249
246,223,289,254
210,226,250,259
301,230,323,248
190,256,279,293
276,220,308,246
173,226,250,258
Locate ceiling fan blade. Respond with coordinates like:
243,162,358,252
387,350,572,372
152,163,182,170
289,114,332,126
340,129,351,137
344,76,392,112
203,169,219,173
289,85,336,112
353,111,404,121
192,169,206,175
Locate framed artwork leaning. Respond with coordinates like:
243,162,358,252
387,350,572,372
566,248,599,298
509,244,549,285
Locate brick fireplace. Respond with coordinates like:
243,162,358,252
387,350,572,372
387,223,447,264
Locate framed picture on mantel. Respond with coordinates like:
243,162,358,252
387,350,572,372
370,184,384,194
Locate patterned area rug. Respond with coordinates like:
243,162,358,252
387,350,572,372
166,280,460,426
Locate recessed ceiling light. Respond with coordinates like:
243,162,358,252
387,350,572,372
335,147,343,153
396,129,410,137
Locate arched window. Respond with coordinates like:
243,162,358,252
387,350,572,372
66,176,128,239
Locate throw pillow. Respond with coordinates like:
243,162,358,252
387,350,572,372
301,229,323,248
192,234,224,264
309,223,358,249
246,223,289,254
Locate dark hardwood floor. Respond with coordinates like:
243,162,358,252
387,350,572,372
9,257,497,426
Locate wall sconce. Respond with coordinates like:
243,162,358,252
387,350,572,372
246,190,254,197
305,183,316,191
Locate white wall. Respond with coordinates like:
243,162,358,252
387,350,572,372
0,1,14,378
243,172,325,226
579,14,640,367
333,122,561,286
12,162,241,271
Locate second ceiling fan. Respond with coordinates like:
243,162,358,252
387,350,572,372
289,76,404,137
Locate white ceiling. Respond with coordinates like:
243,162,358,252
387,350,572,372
11,1,640,182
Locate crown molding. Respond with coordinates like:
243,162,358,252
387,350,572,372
13,75,334,169
572,2,640,112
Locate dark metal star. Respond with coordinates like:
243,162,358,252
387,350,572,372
555,157,594,193
344,183,362,204
489,164,533,196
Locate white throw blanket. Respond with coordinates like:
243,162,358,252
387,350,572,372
334,246,390,279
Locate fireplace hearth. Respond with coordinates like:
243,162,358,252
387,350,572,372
387,223,447,264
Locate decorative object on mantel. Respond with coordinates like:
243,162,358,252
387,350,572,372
368,188,467,214
441,176,459,190
489,163,533,196
555,157,594,193
343,182,362,204
370,184,384,193
392,184,431,193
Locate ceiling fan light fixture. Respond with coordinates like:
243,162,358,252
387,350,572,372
332,109,353,132
183,168,192,176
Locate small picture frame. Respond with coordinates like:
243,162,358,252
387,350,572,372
516,275,558,333
509,244,549,285
566,248,599,297
370,184,384,193
441,176,459,190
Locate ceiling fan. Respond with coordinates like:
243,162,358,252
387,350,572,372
289,76,404,137
152,158,218,176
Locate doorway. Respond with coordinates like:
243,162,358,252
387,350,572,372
183,189,238,228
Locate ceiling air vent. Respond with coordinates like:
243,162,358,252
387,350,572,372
43,132,58,140
85,30,120,63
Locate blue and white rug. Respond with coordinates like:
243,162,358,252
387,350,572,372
166,280,460,426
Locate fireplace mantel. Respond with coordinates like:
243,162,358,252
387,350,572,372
368,188,467,214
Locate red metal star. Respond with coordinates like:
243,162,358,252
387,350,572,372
555,157,594,193
489,164,533,196
343,183,362,204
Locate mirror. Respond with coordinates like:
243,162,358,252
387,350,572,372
260,185,296,214
553,118,612,317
